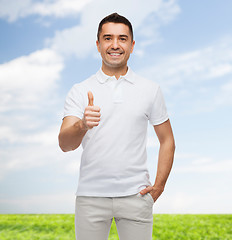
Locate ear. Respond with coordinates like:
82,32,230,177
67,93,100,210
130,40,135,54
96,40,100,53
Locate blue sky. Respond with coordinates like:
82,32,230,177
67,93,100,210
0,0,232,214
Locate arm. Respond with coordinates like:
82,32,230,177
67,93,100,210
58,116,88,152
58,91,101,152
140,119,175,202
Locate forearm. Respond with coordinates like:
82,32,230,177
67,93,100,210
153,139,175,190
140,120,175,200
59,120,88,152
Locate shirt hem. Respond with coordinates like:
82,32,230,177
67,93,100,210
63,113,83,120
150,116,169,126
75,188,146,197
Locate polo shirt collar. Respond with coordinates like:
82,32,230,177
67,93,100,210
96,67,134,84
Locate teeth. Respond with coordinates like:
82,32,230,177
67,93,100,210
110,53,120,56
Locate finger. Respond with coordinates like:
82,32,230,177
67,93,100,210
88,91,94,106
85,116,101,122
86,121,100,128
140,186,153,195
85,111,101,118
86,106,101,112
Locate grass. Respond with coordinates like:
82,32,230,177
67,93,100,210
0,214,231,239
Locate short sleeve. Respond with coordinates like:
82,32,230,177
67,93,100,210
63,85,84,120
149,86,169,125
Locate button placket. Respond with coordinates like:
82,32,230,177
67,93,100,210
113,79,123,103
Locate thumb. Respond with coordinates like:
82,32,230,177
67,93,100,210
88,91,94,106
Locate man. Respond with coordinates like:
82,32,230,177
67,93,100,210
59,13,175,240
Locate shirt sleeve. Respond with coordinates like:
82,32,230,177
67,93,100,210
63,84,84,120
148,86,169,125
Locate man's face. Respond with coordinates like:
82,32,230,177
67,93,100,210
96,22,135,70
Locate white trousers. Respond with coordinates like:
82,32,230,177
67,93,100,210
75,192,154,240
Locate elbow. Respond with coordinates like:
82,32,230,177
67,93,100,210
58,134,80,152
58,133,70,152
58,139,68,152
161,137,176,152
59,145,69,152
171,138,176,153
59,141,73,152
173,139,176,151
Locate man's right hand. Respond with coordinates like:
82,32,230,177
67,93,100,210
82,91,101,130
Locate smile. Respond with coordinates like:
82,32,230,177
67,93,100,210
108,52,122,56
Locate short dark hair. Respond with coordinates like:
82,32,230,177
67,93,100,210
97,13,133,41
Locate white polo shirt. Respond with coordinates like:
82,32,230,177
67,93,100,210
63,67,169,197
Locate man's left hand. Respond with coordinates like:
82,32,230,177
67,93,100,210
140,185,164,203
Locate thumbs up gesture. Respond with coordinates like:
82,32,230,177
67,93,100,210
82,91,101,130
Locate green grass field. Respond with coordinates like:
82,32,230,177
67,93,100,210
0,214,231,239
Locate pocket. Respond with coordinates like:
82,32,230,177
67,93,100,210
147,193,154,205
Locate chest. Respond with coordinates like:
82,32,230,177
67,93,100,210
91,82,152,125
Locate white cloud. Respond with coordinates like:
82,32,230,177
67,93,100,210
0,45,81,186
173,154,232,173
0,126,17,143
47,0,180,58
47,22,97,58
147,136,159,148
138,37,232,114
0,0,180,58
155,191,232,214
177,159,232,173
0,123,82,179
0,124,59,145
31,0,92,18
0,0,92,22
146,124,159,148
0,48,65,182
153,152,232,213
65,154,82,174
0,192,76,213
0,0,30,22
140,38,232,91
0,48,64,111
214,80,232,106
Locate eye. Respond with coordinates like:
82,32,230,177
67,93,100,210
105,37,111,41
120,37,127,41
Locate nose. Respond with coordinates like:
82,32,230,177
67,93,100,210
111,38,119,49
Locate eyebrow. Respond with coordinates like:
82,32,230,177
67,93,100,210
103,34,129,38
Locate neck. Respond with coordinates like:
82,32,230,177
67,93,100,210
101,63,128,80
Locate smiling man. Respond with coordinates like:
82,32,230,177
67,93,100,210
96,21,135,76
59,13,175,240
